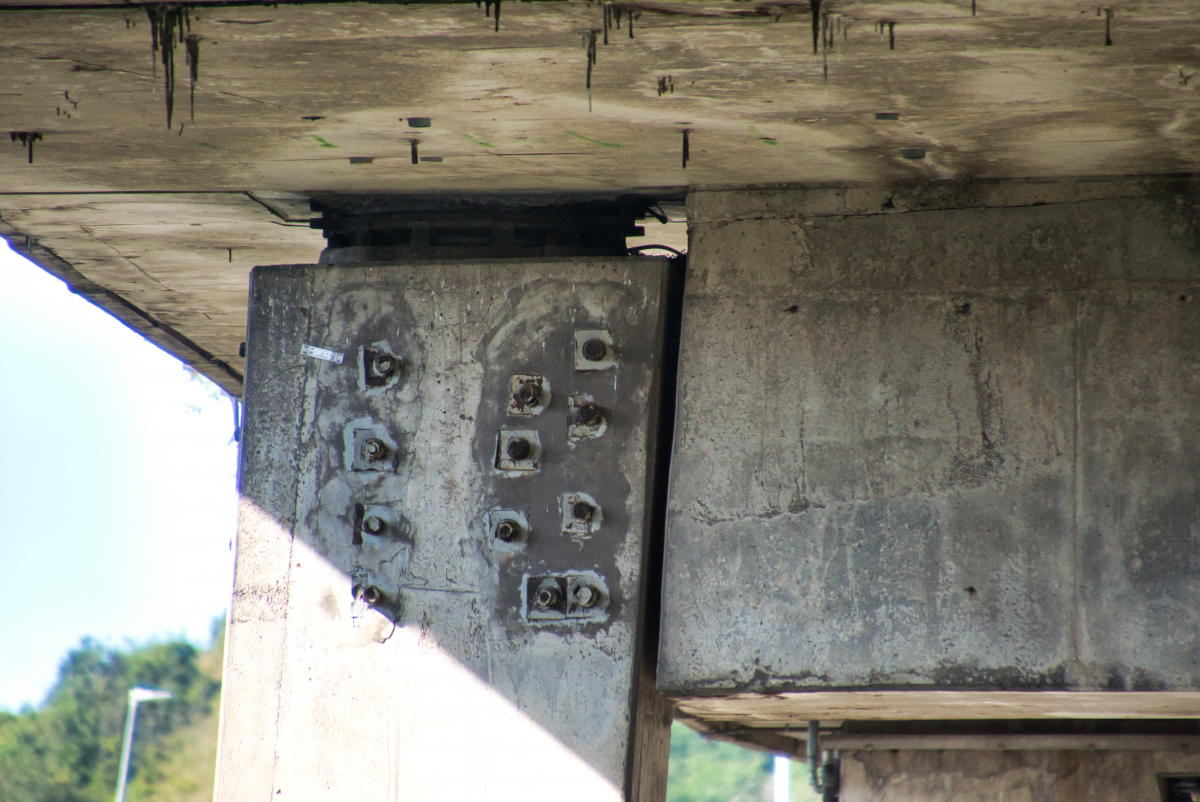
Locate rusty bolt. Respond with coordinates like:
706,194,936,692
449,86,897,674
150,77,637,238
572,585,598,608
581,338,607,362
506,437,532,461
494,519,520,542
362,586,382,605
572,501,594,522
535,583,562,609
373,354,396,375
361,438,388,462
515,381,542,407
577,403,600,425
363,515,385,535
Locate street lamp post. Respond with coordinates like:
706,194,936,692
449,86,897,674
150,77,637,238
773,755,791,802
114,687,174,802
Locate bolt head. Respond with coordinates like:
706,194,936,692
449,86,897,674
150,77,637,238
361,438,388,461
506,437,532,461
363,516,385,535
577,403,600,425
362,586,382,605
373,354,395,375
572,501,594,522
581,338,607,362
494,520,520,542
515,381,541,407
573,586,598,608
535,584,561,609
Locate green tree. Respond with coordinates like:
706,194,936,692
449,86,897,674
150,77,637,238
0,624,222,802
667,722,772,802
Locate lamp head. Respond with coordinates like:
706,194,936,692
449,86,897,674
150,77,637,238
128,687,174,703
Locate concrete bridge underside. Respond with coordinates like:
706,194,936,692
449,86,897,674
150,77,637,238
2,2,1200,800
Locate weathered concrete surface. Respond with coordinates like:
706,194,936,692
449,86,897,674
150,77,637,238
3,1,1196,195
660,183,1200,699
217,258,673,801
0,192,322,396
841,748,1200,802
3,0,1200,394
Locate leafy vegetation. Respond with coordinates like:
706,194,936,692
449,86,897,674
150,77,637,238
668,722,773,802
667,722,822,802
0,620,224,802
4,625,813,802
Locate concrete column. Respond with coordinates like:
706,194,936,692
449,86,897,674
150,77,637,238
659,180,1200,800
215,258,674,802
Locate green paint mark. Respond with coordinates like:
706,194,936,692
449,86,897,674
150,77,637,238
463,133,495,148
566,130,621,148
197,142,218,150
748,126,778,145
311,135,337,149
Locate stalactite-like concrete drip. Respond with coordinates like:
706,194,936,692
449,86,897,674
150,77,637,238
876,19,896,50
9,131,42,163
146,5,196,129
810,0,822,54
585,28,598,111
185,34,201,123
482,0,501,31
822,13,829,80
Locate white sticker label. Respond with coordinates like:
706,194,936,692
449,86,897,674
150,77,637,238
301,344,344,364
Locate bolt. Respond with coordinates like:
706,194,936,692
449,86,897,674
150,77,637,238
373,354,395,375
494,519,520,542
506,437,532,461
572,501,594,522
515,381,541,407
577,403,600,425
535,583,562,609
581,338,607,362
362,586,382,605
363,516,385,535
361,438,388,462
573,585,598,608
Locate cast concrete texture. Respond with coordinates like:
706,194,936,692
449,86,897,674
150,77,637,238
2,1,1199,393
0,192,321,395
660,184,1200,703
841,748,1200,802
221,257,672,801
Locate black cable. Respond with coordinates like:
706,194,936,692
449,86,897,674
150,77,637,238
627,244,684,257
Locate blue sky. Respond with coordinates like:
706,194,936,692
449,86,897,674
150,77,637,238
0,241,238,712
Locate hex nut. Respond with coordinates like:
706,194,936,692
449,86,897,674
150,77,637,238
577,403,600,425
363,516,385,535
362,586,382,605
572,585,598,608
494,520,520,542
515,382,542,407
361,438,388,461
572,501,594,522
581,338,607,362
535,583,562,609
373,354,396,375
506,437,532,461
